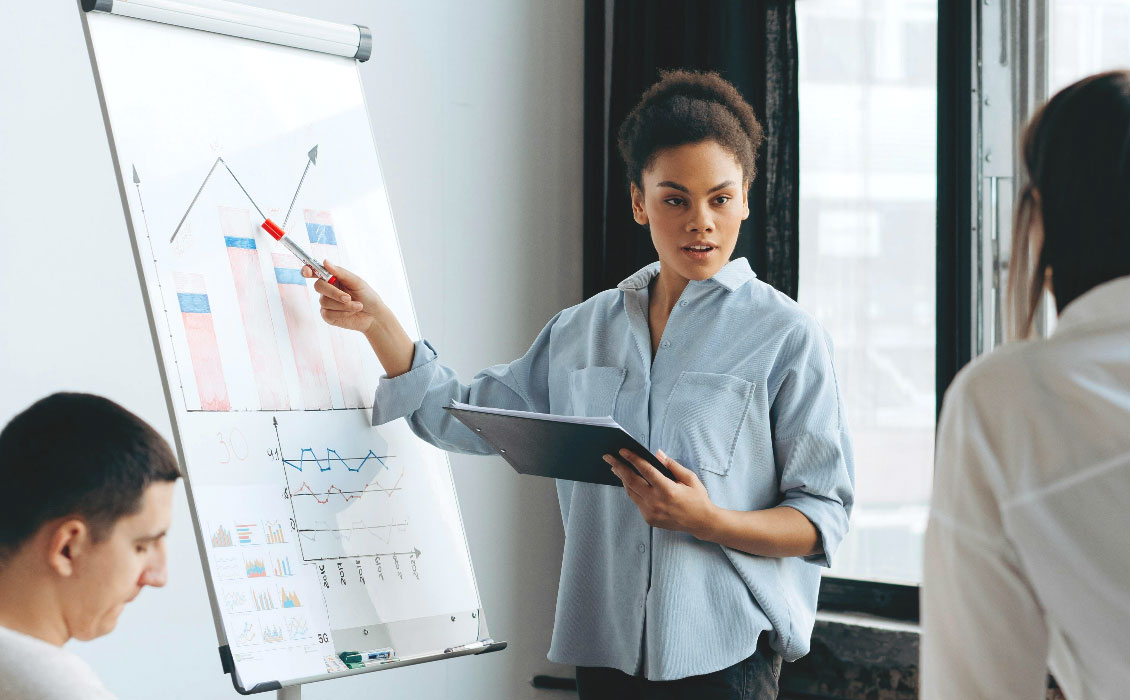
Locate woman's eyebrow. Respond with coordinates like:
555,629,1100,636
656,180,736,193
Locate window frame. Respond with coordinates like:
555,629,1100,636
815,0,974,622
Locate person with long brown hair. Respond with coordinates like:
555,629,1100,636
922,70,1130,699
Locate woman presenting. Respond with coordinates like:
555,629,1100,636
305,70,853,700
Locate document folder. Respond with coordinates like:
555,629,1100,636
442,401,674,486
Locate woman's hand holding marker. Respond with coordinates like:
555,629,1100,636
302,260,416,378
302,260,372,332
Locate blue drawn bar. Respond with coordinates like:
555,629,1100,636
177,293,211,314
274,267,306,285
224,236,257,250
305,222,337,246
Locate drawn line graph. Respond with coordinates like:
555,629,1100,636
299,519,409,544
237,621,257,645
274,417,414,561
283,447,391,473
290,468,406,504
286,616,311,640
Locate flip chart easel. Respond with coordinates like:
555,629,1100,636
78,1,504,695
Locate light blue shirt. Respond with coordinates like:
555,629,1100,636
372,258,854,680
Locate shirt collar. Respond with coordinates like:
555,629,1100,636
1052,274,1130,337
616,257,757,293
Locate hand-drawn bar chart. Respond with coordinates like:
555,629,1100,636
174,273,231,411
211,524,234,548
236,524,256,545
157,148,376,414
274,253,332,410
305,209,368,409
274,556,295,577
263,520,288,544
221,206,290,411
253,588,276,611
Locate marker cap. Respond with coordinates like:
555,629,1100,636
261,218,285,241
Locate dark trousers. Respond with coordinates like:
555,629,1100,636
575,639,782,700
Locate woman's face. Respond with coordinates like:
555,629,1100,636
631,139,749,284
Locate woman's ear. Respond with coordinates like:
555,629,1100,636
741,180,751,220
630,182,648,225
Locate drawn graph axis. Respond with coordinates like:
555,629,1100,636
133,164,192,414
274,418,417,563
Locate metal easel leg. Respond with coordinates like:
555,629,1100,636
277,686,302,700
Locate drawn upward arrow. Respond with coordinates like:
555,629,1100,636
282,144,318,230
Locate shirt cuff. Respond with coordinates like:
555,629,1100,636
778,493,849,568
371,339,438,426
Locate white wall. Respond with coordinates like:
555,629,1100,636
0,2,582,698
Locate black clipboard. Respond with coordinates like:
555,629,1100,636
442,402,674,486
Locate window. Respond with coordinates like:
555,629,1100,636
799,0,1130,591
1049,0,1130,94
797,0,938,584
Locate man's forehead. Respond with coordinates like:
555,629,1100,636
116,482,175,534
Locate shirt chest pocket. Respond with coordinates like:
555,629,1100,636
661,371,755,477
567,366,627,418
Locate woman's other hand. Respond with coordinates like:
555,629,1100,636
604,449,718,539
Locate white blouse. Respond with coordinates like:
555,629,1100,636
922,275,1130,700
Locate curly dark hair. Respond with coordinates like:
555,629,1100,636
617,69,764,188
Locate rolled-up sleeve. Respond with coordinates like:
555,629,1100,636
370,312,560,455
770,321,855,567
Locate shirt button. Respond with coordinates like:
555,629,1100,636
637,543,646,553
661,339,671,348
680,299,689,307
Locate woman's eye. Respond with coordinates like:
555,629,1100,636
663,197,684,207
714,196,732,205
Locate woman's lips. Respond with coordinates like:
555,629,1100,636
681,244,716,261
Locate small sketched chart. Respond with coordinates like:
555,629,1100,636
213,555,243,581
245,557,268,578
211,524,234,548
203,483,326,664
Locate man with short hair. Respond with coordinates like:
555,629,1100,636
0,393,180,700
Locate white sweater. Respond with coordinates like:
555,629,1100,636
0,625,115,700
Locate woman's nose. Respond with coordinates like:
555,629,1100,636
687,202,715,232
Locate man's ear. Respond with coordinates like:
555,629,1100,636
630,182,648,225
46,519,90,578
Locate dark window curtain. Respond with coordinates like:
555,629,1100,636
583,0,800,300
